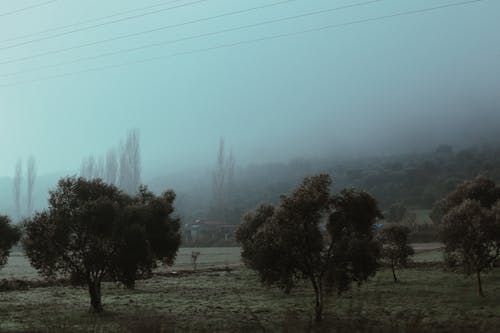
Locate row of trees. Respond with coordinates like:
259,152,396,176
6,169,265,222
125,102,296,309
188,143,500,228
237,174,500,321
12,156,37,220
80,129,141,195
2,172,499,321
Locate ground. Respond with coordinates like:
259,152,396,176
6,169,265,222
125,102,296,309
1,246,499,332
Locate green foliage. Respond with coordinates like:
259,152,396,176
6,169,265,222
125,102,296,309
431,176,500,226
385,203,408,223
437,176,500,296
23,177,181,312
377,225,414,282
237,174,381,321
113,186,181,288
0,215,20,269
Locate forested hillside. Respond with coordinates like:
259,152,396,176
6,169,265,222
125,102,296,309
154,143,500,226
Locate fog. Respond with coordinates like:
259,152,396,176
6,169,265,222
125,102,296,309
0,0,499,180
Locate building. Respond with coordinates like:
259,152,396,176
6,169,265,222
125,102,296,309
186,220,238,242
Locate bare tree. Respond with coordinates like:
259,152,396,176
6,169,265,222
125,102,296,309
80,155,96,179
212,138,227,211
227,149,235,194
26,156,37,216
13,159,22,220
211,138,236,221
119,129,141,194
105,148,118,185
96,156,105,180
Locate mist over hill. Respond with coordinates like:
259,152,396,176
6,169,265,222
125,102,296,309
2,138,500,227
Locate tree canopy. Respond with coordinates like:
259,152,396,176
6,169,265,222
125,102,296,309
237,174,381,321
0,215,20,269
437,176,500,296
377,225,414,282
23,177,181,312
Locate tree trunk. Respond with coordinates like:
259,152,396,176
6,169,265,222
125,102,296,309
391,264,398,283
88,279,103,313
125,279,136,290
476,270,484,297
312,279,324,322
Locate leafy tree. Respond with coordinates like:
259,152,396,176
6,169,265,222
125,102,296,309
385,203,408,224
23,177,180,312
113,186,181,288
237,174,381,322
431,176,500,226
441,199,500,297
434,176,500,296
377,225,414,282
0,215,20,270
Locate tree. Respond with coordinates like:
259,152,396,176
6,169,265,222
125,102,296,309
237,174,381,322
431,176,500,226
80,154,97,179
377,225,414,282
385,203,408,224
13,159,22,220
441,199,500,297
26,156,36,215
210,138,235,222
23,177,181,312
0,215,20,270
112,186,181,289
434,176,500,296
105,148,118,185
119,129,141,195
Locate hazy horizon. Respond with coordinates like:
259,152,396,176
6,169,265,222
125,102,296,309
1,0,499,178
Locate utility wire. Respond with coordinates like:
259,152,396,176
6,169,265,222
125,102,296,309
0,0,56,18
0,0,209,51
0,0,380,69
0,0,299,67
0,0,485,88
0,0,185,44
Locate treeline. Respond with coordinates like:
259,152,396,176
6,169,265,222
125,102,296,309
170,142,500,226
1,173,500,322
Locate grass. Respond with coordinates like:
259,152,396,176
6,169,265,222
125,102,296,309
413,209,432,225
3,246,499,332
1,267,500,332
1,244,440,280
0,247,242,281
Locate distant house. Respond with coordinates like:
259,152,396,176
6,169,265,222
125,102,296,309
186,220,238,242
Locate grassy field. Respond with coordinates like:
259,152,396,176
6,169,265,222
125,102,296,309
1,244,442,280
1,265,500,332
4,244,499,332
413,209,433,224
0,247,243,281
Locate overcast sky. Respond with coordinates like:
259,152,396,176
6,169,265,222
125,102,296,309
0,0,499,178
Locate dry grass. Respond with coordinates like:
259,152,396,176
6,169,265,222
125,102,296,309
1,266,500,332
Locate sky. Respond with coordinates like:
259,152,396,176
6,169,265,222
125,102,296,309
0,0,499,178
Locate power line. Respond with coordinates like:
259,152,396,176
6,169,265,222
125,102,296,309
0,0,209,51
0,0,56,18
0,0,485,88
0,0,381,69
0,0,299,67
0,0,186,45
